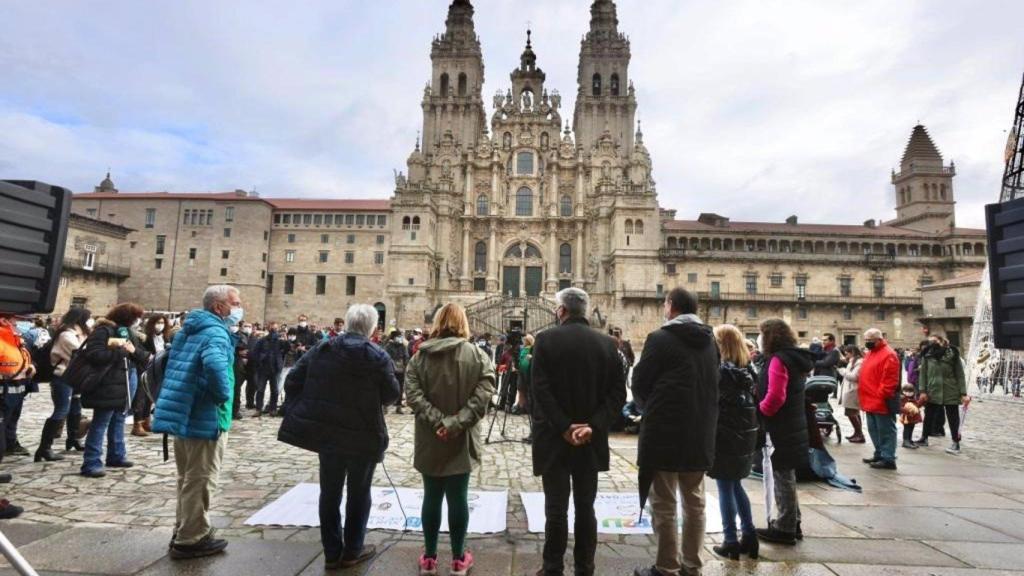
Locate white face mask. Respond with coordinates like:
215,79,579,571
229,325,239,333
154,323,165,332
243,327,253,335
299,321,308,328
86,318,96,329
288,336,297,342
132,319,142,329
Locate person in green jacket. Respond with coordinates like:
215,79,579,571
917,335,968,454
405,303,495,576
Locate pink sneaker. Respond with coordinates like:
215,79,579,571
418,554,438,576
451,550,474,576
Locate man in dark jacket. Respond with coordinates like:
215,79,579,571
278,304,399,570
293,314,317,359
813,333,840,380
244,324,260,409
253,324,286,414
531,288,625,576
231,322,251,420
631,288,720,576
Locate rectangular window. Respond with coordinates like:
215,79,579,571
710,281,721,299
225,207,235,222
745,276,757,295
267,274,274,294
374,252,384,265
558,279,572,291
319,251,329,263
873,277,885,297
155,235,166,255
303,214,312,226
221,250,230,259
345,251,354,264
207,210,213,225
288,234,296,243
666,264,677,275
798,307,808,320
346,276,356,295
262,252,267,262
285,250,296,263
264,231,269,240
334,214,344,226
347,234,356,244
220,267,227,277
839,277,852,297
366,215,376,226
746,306,758,319
909,245,919,256
282,214,291,225
770,273,783,288
316,275,326,295
321,234,330,244
517,151,534,175
145,208,156,228
474,277,487,291
843,307,852,320
945,297,956,309
314,214,323,226
345,214,355,225
378,215,387,227
223,228,231,238
86,208,98,217
261,270,266,280
155,258,163,269
284,275,295,294
377,235,385,245
188,248,197,260
687,273,698,284
356,215,366,226
876,309,886,321
199,210,208,226
274,214,281,225
795,277,807,299
710,306,722,317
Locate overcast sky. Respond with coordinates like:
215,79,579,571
2,0,1022,229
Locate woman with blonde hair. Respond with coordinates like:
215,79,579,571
709,324,761,559
405,303,496,576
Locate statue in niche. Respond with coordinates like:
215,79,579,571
522,89,533,110
587,254,599,280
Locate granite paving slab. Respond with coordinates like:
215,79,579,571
0,521,68,547
827,564,1024,576
136,539,321,576
923,541,1024,571
757,537,968,567
810,505,1020,542
1,526,172,575
941,508,1024,542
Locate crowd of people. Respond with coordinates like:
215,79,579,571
0,283,972,575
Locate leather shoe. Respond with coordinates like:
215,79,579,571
870,460,897,470
106,460,134,468
170,535,228,560
862,457,880,464
338,544,376,568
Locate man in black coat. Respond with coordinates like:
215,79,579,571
531,288,626,576
253,324,286,414
813,332,840,380
631,288,720,576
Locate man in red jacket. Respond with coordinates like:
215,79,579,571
858,329,901,470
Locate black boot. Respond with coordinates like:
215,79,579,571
712,541,742,560
740,532,760,559
65,412,85,452
34,420,65,462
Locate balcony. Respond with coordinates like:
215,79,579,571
621,290,922,307
658,247,980,268
919,306,976,321
63,258,131,278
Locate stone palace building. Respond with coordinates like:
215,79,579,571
67,0,987,348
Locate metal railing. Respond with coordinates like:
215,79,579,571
621,290,922,307
920,306,977,320
0,530,39,576
62,258,131,278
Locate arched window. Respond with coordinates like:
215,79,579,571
412,216,421,230
560,195,573,217
610,73,620,96
458,73,468,97
559,243,572,274
592,73,602,96
440,73,450,97
503,132,512,150
635,220,644,235
515,187,533,216
625,219,634,235
525,244,542,259
474,241,487,272
476,194,489,216
940,184,947,200
402,216,411,230
540,132,549,148
505,245,523,259
667,237,678,249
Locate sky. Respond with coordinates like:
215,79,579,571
2,0,1023,229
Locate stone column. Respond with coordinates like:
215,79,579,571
465,163,474,214
551,166,559,218
461,224,471,287
487,222,498,292
575,222,584,284
547,221,558,291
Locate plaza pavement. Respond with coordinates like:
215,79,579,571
2,388,1024,575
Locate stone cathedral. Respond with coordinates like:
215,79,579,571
70,0,988,348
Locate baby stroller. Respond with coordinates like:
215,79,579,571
805,376,841,444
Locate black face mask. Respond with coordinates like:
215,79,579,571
865,341,877,350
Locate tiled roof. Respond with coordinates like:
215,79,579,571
72,191,392,211
921,271,984,290
901,124,943,167
266,198,391,211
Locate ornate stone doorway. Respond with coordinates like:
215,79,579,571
501,242,544,297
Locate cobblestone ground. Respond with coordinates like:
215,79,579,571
3,387,1024,575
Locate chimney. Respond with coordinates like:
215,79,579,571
864,219,876,228
234,189,248,197
785,215,798,225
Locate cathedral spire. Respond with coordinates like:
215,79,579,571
589,0,620,38
443,0,476,44
519,28,537,71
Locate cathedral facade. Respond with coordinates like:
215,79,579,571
68,0,988,349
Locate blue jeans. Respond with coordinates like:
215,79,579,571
715,479,755,543
82,408,127,473
48,376,82,422
318,453,376,562
867,412,897,463
2,391,25,446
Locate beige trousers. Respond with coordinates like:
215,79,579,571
649,470,706,576
173,432,228,546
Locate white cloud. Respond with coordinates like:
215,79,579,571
1,0,1021,228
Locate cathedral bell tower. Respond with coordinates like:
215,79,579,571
889,124,957,234
573,0,637,153
423,0,487,151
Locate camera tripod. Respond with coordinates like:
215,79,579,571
485,370,532,444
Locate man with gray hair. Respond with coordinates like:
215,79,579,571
278,304,400,569
154,285,243,559
531,288,626,576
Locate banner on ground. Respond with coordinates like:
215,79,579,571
245,483,508,534
520,492,722,535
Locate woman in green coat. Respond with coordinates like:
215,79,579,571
405,303,495,576
918,335,968,454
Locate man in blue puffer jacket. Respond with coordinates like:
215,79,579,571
153,285,243,560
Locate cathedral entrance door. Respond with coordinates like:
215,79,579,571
525,266,543,297
503,266,521,297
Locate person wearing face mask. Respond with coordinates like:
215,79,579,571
80,303,151,477
917,335,968,453
294,315,316,359
252,323,286,415
34,308,93,461
858,328,901,470
243,323,260,410
131,315,170,437
152,285,242,560
232,323,254,420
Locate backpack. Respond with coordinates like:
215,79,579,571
31,339,56,383
64,338,112,395
143,349,170,405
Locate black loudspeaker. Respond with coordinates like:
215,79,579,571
0,180,73,315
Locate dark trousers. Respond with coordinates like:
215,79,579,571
927,403,947,435
924,403,961,442
254,369,280,412
318,453,376,562
231,362,245,417
2,392,25,446
244,366,257,408
903,422,916,443
394,372,405,407
541,467,599,576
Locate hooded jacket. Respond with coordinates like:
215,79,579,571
404,337,495,476
632,315,721,473
919,345,966,405
858,339,901,415
277,333,400,460
81,319,150,411
152,309,234,440
757,347,814,471
708,362,759,481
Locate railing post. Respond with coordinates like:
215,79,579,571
0,531,40,576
